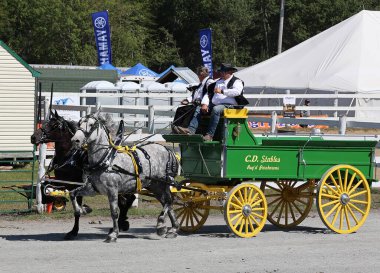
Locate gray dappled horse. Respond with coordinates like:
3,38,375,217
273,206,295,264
31,110,135,239
70,112,180,242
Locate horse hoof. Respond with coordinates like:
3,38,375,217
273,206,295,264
165,232,177,239
64,232,77,240
104,237,117,243
157,226,168,237
119,221,130,232
82,205,93,215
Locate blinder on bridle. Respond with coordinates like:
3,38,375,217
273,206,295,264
77,114,109,139
39,115,73,142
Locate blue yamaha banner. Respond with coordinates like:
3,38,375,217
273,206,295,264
91,10,112,65
199,28,213,77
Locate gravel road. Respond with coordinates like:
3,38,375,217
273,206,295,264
1,210,379,273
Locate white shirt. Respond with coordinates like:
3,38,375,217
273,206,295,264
201,75,243,106
186,76,214,102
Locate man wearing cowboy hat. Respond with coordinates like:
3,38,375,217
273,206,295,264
177,63,244,141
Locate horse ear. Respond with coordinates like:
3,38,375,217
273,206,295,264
93,108,101,118
54,110,59,118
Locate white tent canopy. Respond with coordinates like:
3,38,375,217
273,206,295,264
236,10,380,93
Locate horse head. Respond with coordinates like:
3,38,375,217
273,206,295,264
31,110,76,144
71,111,111,149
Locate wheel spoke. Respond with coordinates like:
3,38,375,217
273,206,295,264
325,202,341,218
321,199,340,208
337,169,344,193
239,218,245,233
249,214,261,226
294,197,308,206
324,183,340,197
321,193,339,199
339,205,344,230
348,180,363,195
347,204,360,224
189,210,195,228
238,190,245,205
251,212,265,219
232,195,243,207
269,200,283,217
349,190,368,199
249,192,259,205
230,201,243,210
233,215,244,229
244,187,248,203
176,208,186,219
247,216,255,232
329,173,342,193
247,187,254,203
344,168,349,192
251,198,263,208
230,212,242,222
245,217,249,234
348,202,366,215
285,201,289,226
267,196,282,206
193,207,206,218
350,199,368,205
277,201,285,223
228,209,242,214
344,206,351,230
346,172,357,193
191,209,200,224
290,200,303,215
266,184,282,193
331,206,342,226
288,202,297,222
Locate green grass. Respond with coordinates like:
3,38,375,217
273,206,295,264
1,164,380,221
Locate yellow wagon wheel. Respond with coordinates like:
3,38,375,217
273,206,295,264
224,183,267,238
53,198,66,212
316,165,371,234
260,180,314,228
173,183,210,232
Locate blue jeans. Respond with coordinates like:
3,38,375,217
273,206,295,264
188,104,229,136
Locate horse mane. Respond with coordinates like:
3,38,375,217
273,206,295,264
96,113,117,138
66,120,78,135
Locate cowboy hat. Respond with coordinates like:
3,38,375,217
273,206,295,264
217,63,238,72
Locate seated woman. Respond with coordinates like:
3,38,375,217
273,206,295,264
176,63,245,141
172,66,214,133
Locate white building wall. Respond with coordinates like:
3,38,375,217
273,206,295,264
0,46,35,152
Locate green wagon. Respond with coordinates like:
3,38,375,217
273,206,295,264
164,108,377,238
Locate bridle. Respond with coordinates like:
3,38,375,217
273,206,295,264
39,117,75,143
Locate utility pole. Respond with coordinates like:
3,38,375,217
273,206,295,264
277,0,285,54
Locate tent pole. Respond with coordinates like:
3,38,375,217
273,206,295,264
277,0,285,54
334,90,338,117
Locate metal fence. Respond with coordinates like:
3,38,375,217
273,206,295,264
0,150,36,214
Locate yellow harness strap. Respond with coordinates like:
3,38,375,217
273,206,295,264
109,135,143,192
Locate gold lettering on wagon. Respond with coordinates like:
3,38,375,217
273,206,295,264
246,164,280,171
245,155,281,172
245,155,281,163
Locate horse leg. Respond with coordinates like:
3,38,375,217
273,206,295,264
65,182,96,240
118,194,136,232
156,204,169,237
164,186,179,238
105,190,120,243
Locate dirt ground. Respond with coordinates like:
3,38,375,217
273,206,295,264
1,211,380,273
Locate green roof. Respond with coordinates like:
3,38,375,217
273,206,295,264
0,40,40,77
36,68,118,93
